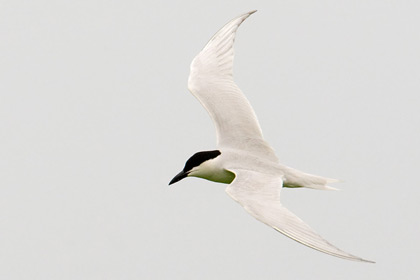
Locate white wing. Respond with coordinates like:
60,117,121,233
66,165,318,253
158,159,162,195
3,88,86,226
226,169,375,263
188,11,277,162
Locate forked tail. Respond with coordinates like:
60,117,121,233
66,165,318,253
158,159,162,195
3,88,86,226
280,165,339,190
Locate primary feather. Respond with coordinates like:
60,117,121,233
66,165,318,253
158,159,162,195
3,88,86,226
226,169,374,263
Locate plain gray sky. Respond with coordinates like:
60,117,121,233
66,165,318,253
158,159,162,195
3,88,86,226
1,0,419,279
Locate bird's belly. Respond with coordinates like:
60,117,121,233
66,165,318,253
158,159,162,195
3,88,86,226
197,168,235,184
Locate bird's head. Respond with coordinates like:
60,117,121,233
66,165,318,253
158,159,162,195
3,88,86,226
169,150,224,185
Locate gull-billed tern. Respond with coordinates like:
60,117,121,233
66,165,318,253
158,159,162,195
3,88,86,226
170,10,374,263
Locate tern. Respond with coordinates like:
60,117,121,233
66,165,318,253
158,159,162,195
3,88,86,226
170,10,374,263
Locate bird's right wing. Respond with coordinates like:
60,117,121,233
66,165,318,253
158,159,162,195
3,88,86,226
226,169,375,263
188,11,278,162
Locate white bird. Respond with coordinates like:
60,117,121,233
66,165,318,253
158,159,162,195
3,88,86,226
170,10,374,263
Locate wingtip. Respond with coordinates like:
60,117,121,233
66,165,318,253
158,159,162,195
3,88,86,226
273,226,375,263
236,10,256,19
352,256,376,264
245,10,257,18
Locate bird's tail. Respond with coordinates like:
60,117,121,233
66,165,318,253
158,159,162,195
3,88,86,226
280,165,339,190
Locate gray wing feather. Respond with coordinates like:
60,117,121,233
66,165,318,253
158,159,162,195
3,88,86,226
188,11,277,162
226,169,374,263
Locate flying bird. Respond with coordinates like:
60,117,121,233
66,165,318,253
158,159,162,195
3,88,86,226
170,10,374,263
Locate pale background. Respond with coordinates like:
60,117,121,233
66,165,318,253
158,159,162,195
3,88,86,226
1,0,419,279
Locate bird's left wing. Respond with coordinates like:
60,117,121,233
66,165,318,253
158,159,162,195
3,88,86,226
188,11,278,162
225,169,374,263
